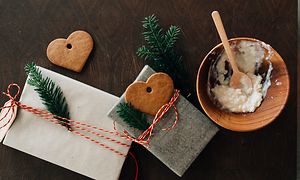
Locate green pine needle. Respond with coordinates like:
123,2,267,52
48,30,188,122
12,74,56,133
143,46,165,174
117,103,150,131
142,15,165,53
137,45,159,60
164,25,181,52
25,63,71,130
137,14,190,97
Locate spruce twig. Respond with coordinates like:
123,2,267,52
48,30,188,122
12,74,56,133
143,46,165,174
117,15,190,129
137,14,190,97
117,103,150,131
24,63,71,130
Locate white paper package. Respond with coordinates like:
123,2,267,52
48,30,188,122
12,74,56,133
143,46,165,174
3,67,131,180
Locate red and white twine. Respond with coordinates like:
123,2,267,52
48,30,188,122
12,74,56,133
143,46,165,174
115,89,180,146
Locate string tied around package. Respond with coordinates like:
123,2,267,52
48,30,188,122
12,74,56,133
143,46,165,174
114,89,180,146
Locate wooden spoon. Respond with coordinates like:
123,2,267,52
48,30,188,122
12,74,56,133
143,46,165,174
211,11,252,90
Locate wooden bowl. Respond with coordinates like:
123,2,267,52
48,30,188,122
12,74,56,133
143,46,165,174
196,37,290,132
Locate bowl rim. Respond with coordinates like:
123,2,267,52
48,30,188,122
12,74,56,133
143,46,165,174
196,37,290,132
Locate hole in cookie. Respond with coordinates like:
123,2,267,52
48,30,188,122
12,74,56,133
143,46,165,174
146,87,152,93
66,43,72,49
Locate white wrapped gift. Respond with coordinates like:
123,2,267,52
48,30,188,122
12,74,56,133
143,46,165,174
2,67,131,180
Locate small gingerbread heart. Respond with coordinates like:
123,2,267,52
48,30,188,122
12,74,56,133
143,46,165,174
125,73,174,115
46,30,93,72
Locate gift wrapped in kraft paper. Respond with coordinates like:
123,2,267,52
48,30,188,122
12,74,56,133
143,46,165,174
108,65,219,176
3,67,131,180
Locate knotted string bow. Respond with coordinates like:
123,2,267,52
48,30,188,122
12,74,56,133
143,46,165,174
0,84,20,129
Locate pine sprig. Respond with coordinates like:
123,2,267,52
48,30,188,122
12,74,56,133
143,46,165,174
118,15,189,130
137,15,190,97
117,103,150,131
137,45,159,60
164,25,181,52
142,15,164,53
25,63,71,130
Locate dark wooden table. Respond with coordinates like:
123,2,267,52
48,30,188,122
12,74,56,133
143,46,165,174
0,0,297,179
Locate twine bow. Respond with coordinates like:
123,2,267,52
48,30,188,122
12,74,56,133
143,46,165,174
0,83,20,129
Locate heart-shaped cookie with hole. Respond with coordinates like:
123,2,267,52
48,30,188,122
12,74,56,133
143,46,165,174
125,73,174,115
46,30,93,72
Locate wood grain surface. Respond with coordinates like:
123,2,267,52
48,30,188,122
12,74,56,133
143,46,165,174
297,0,300,177
0,0,296,180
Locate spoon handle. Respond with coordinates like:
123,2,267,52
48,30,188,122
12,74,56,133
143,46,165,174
211,11,239,72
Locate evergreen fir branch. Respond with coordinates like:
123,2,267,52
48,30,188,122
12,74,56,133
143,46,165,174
137,45,159,60
25,63,71,130
137,14,191,97
163,25,180,52
118,15,190,131
117,103,150,131
142,15,165,53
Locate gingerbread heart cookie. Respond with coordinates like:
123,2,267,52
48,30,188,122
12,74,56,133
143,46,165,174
125,73,174,115
46,30,93,72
